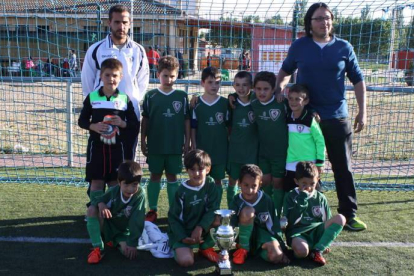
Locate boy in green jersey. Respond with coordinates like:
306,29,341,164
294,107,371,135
230,164,289,265
191,67,230,203
227,71,258,208
250,71,288,218
285,84,325,191
168,149,221,267
282,162,345,266
141,56,190,222
86,161,146,264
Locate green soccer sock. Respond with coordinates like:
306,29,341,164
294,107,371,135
167,181,179,208
263,185,273,197
147,181,161,211
216,184,223,207
226,185,238,208
314,223,343,252
239,224,254,251
272,189,285,219
87,217,103,250
90,190,104,206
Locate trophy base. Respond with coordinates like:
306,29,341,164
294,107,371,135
216,266,232,275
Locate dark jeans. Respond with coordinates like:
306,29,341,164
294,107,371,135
319,118,357,219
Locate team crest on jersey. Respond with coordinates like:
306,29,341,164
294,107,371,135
258,212,270,223
124,206,133,218
297,124,305,133
190,194,202,206
269,109,281,121
312,206,322,217
113,100,121,110
248,111,255,123
215,112,224,124
172,101,182,113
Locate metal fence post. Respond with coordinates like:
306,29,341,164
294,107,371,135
66,81,74,167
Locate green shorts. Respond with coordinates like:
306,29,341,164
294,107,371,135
227,162,245,181
288,223,325,249
258,157,286,178
102,219,129,246
209,164,226,180
250,226,278,254
147,154,182,174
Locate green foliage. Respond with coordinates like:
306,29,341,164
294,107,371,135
242,15,261,23
264,14,284,25
406,16,414,49
334,17,391,57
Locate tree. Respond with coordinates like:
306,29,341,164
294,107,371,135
264,15,284,25
242,15,261,23
406,16,414,49
334,17,391,58
361,5,371,21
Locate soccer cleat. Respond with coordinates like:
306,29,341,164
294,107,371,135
87,247,103,264
199,247,219,263
145,210,158,223
345,216,367,231
233,248,248,265
310,250,326,266
106,241,114,248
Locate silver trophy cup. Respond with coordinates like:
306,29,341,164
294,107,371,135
210,210,239,275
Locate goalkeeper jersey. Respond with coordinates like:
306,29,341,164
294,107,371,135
228,97,258,164
142,88,189,154
283,188,332,238
230,190,284,245
94,185,146,247
250,95,288,160
168,176,220,244
78,88,139,144
286,109,325,171
191,96,229,165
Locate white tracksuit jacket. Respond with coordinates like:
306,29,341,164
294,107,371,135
81,34,150,119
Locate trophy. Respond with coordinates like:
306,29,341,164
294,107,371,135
210,210,239,275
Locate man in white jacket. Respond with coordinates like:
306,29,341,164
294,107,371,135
82,4,149,160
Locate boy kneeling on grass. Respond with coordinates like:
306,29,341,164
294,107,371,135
168,149,221,267
282,161,345,266
230,164,290,265
86,161,145,264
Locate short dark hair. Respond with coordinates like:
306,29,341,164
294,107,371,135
157,56,179,73
234,71,253,86
253,71,276,89
108,4,130,21
184,149,211,170
304,2,335,37
118,160,143,184
295,162,319,180
289,84,309,100
100,58,123,73
201,67,221,82
239,164,263,183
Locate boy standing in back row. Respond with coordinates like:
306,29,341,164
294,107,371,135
191,67,230,203
250,71,288,218
141,56,190,222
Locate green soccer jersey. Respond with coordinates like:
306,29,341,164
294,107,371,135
250,95,288,160
94,185,146,247
142,88,189,154
283,188,332,238
230,190,284,245
228,97,258,164
168,176,220,245
191,96,229,165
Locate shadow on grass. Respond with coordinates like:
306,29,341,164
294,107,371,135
0,215,87,238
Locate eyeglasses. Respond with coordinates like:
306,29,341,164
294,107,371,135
311,16,332,22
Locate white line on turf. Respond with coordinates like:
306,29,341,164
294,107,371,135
1,237,414,247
